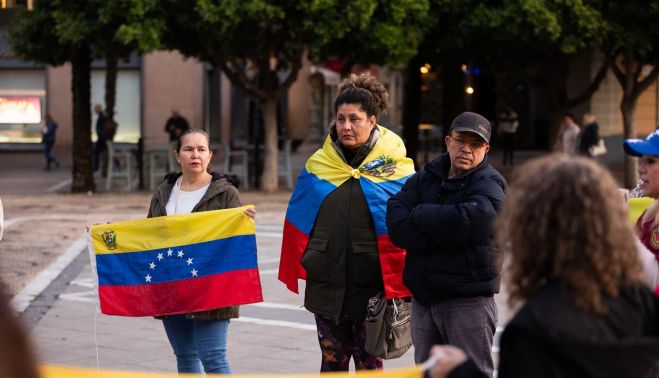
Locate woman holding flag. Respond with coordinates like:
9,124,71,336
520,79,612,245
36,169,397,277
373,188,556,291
278,73,415,371
147,128,255,374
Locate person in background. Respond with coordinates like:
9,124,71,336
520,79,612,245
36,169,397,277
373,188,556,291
164,109,190,143
553,113,580,155
578,113,599,157
278,73,413,372
624,127,659,288
387,111,507,377
41,114,60,171
429,155,659,378
148,128,255,374
497,105,518,165
93,104,107,173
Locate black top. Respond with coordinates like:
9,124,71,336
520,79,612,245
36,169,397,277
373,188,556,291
448,283,659,378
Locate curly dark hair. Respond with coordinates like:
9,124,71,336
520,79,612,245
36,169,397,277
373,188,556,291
498,154,642,315
334,73,390,118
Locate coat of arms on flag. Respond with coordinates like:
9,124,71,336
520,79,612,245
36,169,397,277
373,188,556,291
89,205,262,317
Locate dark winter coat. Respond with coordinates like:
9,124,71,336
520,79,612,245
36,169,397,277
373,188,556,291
449,283,659,378
42,121,57,144
147,172,241,320
302,128,385,321
386,153,507,305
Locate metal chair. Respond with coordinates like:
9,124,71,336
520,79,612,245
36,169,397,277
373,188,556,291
145,146,172,190
222,142,249,190
278,139,293,190
105,141,136,191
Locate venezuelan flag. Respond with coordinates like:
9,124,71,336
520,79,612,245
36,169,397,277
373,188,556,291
90,205,262,317
629,197,654,224
279,126,415,299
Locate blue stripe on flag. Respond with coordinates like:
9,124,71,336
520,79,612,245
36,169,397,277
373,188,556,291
286,167,337,235
361,176,411,235
96,234,257,286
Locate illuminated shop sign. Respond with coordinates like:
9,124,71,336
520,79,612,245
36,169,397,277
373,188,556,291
0,96,41,124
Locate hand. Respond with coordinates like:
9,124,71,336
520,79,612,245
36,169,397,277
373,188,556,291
428,345,468,378
243,207,256,219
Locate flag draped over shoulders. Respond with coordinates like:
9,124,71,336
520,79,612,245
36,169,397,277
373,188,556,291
90,205,262,317
279,126,414,299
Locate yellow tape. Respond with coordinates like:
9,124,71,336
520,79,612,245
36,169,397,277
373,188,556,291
41,364,423,378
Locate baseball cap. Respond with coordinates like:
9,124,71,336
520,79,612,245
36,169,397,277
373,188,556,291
450,112,491,143
624,126,659,157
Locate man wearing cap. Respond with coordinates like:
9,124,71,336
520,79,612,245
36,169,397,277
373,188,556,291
386,111,507,376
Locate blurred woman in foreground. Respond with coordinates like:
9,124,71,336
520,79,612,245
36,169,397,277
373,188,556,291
430,155,659,378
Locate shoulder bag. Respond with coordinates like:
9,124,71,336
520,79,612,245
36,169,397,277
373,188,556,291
364,292,412,359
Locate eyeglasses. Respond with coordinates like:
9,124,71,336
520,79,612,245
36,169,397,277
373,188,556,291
450,137,488,150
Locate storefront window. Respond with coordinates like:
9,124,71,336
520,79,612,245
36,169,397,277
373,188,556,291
0,70,46,143
91,70,141,143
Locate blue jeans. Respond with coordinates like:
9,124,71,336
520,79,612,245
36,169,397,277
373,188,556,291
161,315,231,374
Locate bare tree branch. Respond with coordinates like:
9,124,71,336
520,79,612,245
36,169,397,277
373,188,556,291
275,55,302,99
219,61,266,102
634,61,659,98
566,60,609,109
608,50,626,86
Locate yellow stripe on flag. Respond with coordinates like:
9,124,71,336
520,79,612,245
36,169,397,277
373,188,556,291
628,197,654,225
305,126,415,186
91,205,255,255
41,365,424,378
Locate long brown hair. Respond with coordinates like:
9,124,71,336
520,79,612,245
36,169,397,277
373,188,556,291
499,154,642,315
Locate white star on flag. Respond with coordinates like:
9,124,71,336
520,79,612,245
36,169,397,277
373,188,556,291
186,257,194,265
157,252,164,261
167,248,173,257
191,269,198,277
149,262,156,270
177,250,184,258
145,274,152,283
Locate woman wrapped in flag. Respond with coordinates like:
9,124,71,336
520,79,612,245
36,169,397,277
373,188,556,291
147,128,255,375
278,73,415,372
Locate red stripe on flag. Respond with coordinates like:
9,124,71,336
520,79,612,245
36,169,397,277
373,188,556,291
377,235,411,299
278,220,308,294
98,268,263,317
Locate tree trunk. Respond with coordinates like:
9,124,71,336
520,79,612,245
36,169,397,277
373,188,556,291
260,99,279,192
104,54,118,120
70,44,94,193
402,54,421,165
622,97,638,188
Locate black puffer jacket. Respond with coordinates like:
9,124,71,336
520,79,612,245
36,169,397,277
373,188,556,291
386,153,507,304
